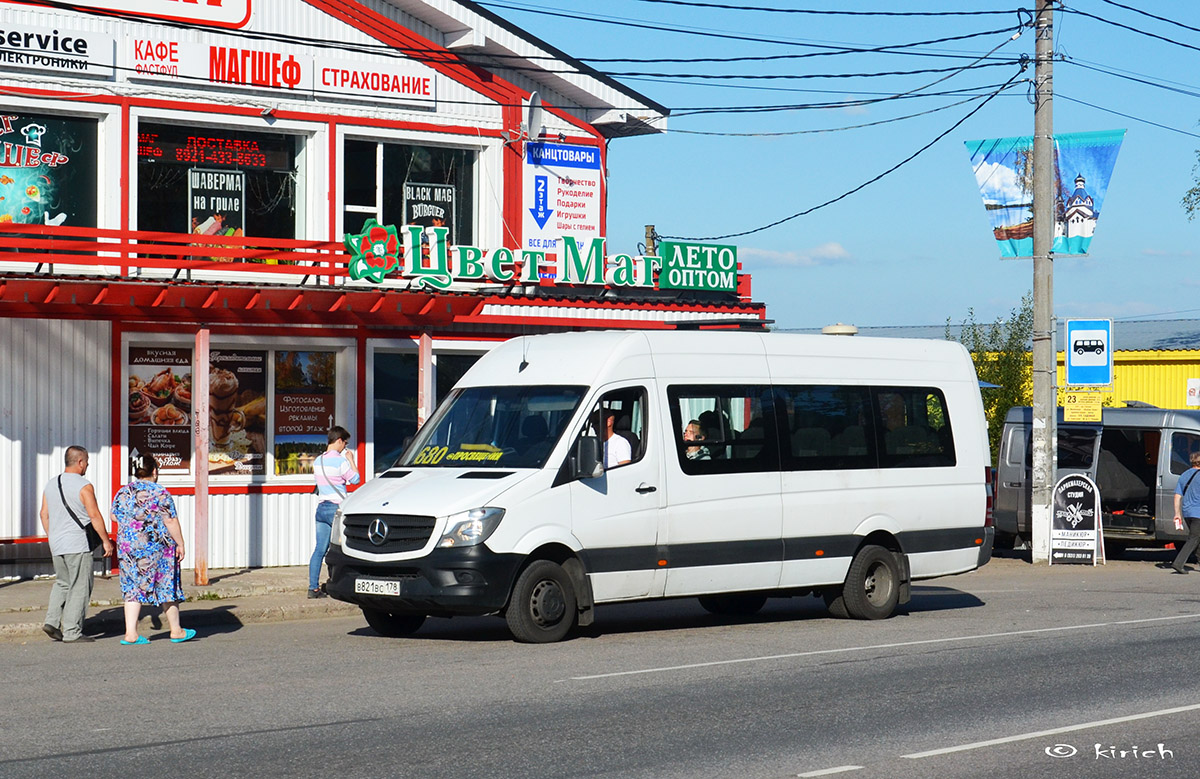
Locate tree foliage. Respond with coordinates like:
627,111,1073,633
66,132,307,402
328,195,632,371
945,292,1034,462
1184,150,1200,220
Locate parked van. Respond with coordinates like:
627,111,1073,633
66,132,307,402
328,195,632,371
994,406,1200,550
325,331,993,642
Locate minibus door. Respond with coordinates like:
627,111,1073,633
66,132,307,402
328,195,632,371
568,384,666,601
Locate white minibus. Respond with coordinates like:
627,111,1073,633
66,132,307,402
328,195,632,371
325,331,993,642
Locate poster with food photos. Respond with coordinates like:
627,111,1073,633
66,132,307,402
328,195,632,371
207,349,267,476
128,347,193,474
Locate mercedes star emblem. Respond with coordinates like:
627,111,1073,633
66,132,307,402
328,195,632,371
367,518,389,546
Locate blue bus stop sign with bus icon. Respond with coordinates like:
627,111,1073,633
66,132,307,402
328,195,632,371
1065,319,1113,386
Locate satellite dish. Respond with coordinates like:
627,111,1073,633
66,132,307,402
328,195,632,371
523,91,544,140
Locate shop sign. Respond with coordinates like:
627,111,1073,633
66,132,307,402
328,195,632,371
127,39,439,105
0,113,98,228
1050,473,1102,565
315,56,436,107
344,223,670,291
522,142,601,255
657,240,739,293
188,168,244,236
128,39,304,91
14,0,254,29
0,22,115,78
128,347,194,475
403,183,454,239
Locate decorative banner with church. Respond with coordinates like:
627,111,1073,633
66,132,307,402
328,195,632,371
965,129,1125,258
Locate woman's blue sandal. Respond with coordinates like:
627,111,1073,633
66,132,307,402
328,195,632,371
120,636,150,645
169,628,197,643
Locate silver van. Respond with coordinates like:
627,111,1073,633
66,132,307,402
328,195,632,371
995,406,1200,551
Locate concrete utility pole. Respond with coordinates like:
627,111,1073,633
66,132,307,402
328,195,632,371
644,224,656,257
1030,0,1055,563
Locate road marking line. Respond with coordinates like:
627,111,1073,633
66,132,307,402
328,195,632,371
902,702,1200,758
797,766,863,777
560,612,1200,681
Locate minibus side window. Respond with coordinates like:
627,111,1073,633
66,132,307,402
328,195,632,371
583,387,648,471
1171,432,1200,475
874,387,956,468
778,385,876,471
667,385,779,475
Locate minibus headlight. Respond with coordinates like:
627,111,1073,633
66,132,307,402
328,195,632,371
331,507,345,547
438,508,505,548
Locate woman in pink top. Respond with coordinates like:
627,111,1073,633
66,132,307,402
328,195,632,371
309,425,360,598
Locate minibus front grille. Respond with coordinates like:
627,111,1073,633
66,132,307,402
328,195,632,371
343,514,436,554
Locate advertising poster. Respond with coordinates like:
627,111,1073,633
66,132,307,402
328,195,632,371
273,351,336,475
128,347,193,475
965,129,1125,258
208,350,267,476
1051,473,1102,565
403,182,455,242
189,168,244,237
0,112,97,228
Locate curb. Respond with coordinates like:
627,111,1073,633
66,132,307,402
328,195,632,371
0,596,360,643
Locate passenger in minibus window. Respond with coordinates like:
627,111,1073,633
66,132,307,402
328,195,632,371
683,419,711,461
603,409,631,468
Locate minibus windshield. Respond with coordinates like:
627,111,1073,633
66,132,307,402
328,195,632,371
398,385,586,469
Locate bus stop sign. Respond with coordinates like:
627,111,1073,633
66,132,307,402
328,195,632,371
1065,319,1113,386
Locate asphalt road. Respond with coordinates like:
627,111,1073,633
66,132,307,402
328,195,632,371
3,554,1200,778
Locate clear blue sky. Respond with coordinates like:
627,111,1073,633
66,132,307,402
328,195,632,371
484,0,1200,331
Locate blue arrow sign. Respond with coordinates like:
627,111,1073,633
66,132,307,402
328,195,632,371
529,175,553,230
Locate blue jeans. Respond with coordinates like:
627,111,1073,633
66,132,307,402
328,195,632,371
309,500,338,591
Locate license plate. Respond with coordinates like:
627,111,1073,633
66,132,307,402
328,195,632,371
355,578,401,596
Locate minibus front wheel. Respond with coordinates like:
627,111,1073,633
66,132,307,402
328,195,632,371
506,560,578,643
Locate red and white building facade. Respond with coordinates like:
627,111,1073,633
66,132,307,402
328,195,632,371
0,0,765,573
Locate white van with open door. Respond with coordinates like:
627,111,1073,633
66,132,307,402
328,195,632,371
325,331,993,642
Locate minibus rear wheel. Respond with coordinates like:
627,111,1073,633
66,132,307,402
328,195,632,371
506,560,577,643
362,608,426,637
842,545,900,620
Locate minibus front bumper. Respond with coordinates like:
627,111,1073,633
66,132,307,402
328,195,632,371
324,544,523,617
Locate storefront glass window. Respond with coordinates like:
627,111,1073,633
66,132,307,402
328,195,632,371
342,139,474,244
370,351,481,474
137,123,300,239
0,112,97,228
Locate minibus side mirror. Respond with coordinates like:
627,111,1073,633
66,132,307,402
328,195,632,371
574,437,604,480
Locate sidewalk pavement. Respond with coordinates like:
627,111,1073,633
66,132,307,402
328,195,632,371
0,566,360,643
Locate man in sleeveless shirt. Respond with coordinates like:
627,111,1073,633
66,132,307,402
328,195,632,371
40,446,113,642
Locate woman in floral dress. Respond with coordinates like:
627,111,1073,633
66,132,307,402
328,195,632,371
113,453,195,644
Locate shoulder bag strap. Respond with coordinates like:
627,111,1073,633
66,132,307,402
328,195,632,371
1184,470,1199,499
56,475,90,532
318,454,347,500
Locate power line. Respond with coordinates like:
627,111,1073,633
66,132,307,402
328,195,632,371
1092,0,1200,36
660,69,1026,241
1060,6,1200,56
625,0,1019,16
1062,58,1200,100
668,80,1021,116
477,1,1021,53
664,94,987,136
1057,94,1200,139
603,60,1017,81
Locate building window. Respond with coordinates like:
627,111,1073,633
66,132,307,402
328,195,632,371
127,344,341,479
137,123,301,239
343,139,474,244
371,351,481,474
0,112,97,228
